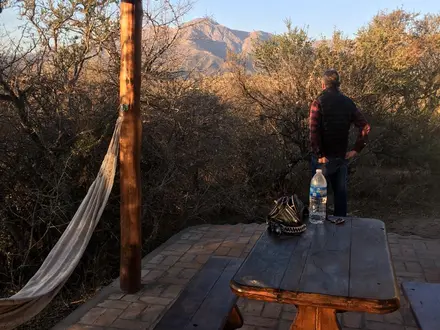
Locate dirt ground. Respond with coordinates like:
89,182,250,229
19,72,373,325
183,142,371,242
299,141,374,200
384,216,440,239
349,199,440,239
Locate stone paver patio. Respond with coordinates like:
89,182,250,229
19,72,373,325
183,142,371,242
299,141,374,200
53,223,440,330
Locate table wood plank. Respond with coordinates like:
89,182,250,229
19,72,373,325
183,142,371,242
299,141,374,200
402,282,440,330
185,258,243,330
297,221,351,296
279,227,315,292
232,231,300,290
349,218,398,302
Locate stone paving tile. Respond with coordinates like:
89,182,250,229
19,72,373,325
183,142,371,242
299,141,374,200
119,302,147,320
78,308,106,325
93,308,123,327
68,325,106,330
60,224,440,330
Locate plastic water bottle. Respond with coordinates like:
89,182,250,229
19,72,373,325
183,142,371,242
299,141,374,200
309,169,327,224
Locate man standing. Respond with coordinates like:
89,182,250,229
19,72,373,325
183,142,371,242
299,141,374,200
309,69,370,217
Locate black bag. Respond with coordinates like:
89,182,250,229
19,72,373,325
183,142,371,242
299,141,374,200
266,195,308,235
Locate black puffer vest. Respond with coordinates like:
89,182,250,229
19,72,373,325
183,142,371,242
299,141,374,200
317,88,356,158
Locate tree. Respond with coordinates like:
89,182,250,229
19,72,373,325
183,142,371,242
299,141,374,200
0,0,194,309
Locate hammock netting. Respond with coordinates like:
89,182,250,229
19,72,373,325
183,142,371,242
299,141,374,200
0,117,122,329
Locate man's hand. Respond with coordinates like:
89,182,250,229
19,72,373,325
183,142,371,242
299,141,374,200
345,150,358,159
318,157,328,164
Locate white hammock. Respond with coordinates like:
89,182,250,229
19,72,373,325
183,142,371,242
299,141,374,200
0,117,122,329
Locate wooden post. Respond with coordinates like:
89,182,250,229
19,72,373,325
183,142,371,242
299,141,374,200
119,0,142,293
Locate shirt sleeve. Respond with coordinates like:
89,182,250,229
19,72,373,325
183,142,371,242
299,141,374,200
351,105,371,153
309,99,323,157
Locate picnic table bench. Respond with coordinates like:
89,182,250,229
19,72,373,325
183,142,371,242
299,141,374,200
230,217,400,329
154,256,244,330
402,281,440,330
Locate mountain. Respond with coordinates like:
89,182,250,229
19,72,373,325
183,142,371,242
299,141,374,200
174,18,272,74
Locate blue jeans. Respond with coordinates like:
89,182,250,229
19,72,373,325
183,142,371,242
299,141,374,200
311,156,348,217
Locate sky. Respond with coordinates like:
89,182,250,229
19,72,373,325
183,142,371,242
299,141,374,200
0,0,439,39
184,0,439,37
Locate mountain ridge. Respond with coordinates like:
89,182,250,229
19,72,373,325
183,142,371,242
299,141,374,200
174,18,272,73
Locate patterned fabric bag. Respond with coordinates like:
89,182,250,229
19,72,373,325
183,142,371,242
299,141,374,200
266,195,308,235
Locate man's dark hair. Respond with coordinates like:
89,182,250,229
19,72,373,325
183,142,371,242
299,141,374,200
322,69,341,88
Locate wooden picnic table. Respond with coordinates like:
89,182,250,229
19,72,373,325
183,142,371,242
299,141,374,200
230,218,400,330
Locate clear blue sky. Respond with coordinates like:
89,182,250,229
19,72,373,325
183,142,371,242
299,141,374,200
1,0,439,38
185,0,439,37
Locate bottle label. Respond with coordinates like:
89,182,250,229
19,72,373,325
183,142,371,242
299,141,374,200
310,186,327,198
